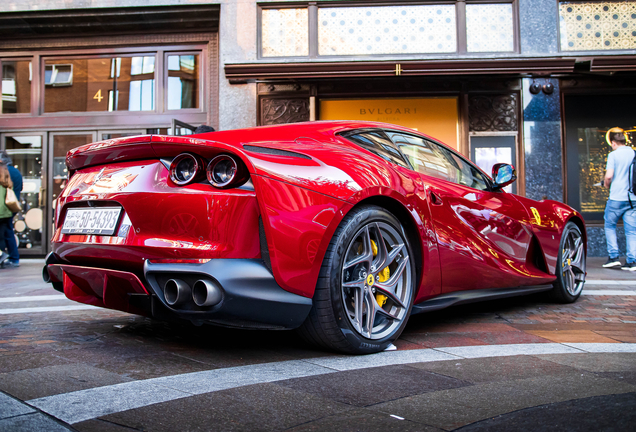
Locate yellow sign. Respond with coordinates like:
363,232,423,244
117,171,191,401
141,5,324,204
319,98,459,150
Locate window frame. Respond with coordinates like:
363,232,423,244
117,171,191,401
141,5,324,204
339,128,412,168
384,128,496,192
557,0,636,53
258,0,519,59
340,127,497,191
0,44,208,128
41,51,160,115
0,57,34,116
163,50,205,114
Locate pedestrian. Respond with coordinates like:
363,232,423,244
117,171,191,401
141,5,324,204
602,128,636,270
0,161,14,267
0,151,21,267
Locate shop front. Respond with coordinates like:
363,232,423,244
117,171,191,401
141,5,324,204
0,5,219,256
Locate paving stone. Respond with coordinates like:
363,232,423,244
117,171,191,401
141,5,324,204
276,364,471,407
286,409,442,432
0,391,35,420
98,383,354,432
595,371,636,386
435,342,582,358
0,364,133,400
0,412,74,432
75,418,147,432
456,392,636,432
373,372,636,430
525,330,620,343
53,348,215,380
404,322,521,334
304,348,458,371
400,333,487,348
0,351,72,374
536,353,636,372
409,355,580,383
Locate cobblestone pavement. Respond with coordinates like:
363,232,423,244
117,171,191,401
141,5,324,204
0,258,635,431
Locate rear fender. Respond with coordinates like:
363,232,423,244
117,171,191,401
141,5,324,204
253,175,352,298
515,197,586,274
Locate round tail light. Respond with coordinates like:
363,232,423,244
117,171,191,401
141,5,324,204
170,153,202,186
207,155,238,188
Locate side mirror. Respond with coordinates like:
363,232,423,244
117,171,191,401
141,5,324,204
492,163,517,190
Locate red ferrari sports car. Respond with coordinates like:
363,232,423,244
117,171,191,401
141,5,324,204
43,121,586,354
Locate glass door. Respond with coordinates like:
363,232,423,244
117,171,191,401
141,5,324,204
0,132,47,255
49,132,97,244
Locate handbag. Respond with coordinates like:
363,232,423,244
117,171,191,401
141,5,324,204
5,187,21,213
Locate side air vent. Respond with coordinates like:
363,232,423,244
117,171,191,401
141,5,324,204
259,217,272,273
243,145,312,160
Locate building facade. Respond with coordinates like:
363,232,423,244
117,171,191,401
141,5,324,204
1,0,636,257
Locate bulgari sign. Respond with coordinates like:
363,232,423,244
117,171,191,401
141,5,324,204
359,107,418,115
319,98,459,150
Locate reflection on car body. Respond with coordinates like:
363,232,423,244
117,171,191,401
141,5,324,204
43,121,587,354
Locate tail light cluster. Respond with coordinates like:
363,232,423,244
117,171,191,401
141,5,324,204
169,152,249,189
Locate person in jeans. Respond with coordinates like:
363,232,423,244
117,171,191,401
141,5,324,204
0,151,21,267
0,162,14,267
603,128,636,270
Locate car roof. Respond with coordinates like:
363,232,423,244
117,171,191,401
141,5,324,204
192,120,439,145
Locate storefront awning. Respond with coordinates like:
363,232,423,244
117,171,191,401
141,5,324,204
225,58,577,83
590,56,636,72
0,5,220,39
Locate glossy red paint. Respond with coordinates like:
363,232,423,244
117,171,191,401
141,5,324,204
52,160,260,274
253,175,350,297
49,120,584,324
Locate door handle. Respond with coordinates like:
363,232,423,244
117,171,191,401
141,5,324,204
430,191,443,206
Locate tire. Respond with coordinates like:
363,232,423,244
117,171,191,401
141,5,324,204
298,205,416,354
549,221,586,303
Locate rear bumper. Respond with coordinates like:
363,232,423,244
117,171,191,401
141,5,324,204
43,258,312,330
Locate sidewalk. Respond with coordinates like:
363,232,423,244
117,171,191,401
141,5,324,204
0,258,634,431
586,256,636,282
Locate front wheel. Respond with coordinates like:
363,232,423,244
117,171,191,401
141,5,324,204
549,221,586,303
298,205,416,354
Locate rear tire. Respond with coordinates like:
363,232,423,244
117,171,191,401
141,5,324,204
549,221,586,303
297,205,416,354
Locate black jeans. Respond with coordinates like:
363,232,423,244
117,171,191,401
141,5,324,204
0,217,11,254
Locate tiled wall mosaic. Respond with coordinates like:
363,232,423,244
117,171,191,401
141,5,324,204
261,8,308,57
559,1,636,50
318,5,457,55
466,3,514,52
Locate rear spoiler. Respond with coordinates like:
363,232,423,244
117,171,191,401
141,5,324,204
66,135,251,172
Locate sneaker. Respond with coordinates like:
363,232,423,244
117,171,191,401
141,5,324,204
603,257,622,268
3,260,19,268
622,262,636,271
0,251,8,266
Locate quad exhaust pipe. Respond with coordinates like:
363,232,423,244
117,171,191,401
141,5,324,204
164,279,191,306
163,278,222,308
192,279,223,307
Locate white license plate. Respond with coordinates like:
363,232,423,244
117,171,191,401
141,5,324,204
61,207,122,236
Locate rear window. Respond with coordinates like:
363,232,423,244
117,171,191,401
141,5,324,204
342,130,408,168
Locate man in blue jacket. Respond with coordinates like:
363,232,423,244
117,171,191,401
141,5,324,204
0,151,22,268
602,130,636,271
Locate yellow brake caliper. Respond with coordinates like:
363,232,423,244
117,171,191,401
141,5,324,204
371,240,390,307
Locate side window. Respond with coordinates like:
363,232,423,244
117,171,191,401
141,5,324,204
387,132,490,191
344,130,408,167
435,145,490,191
387,133,452,181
